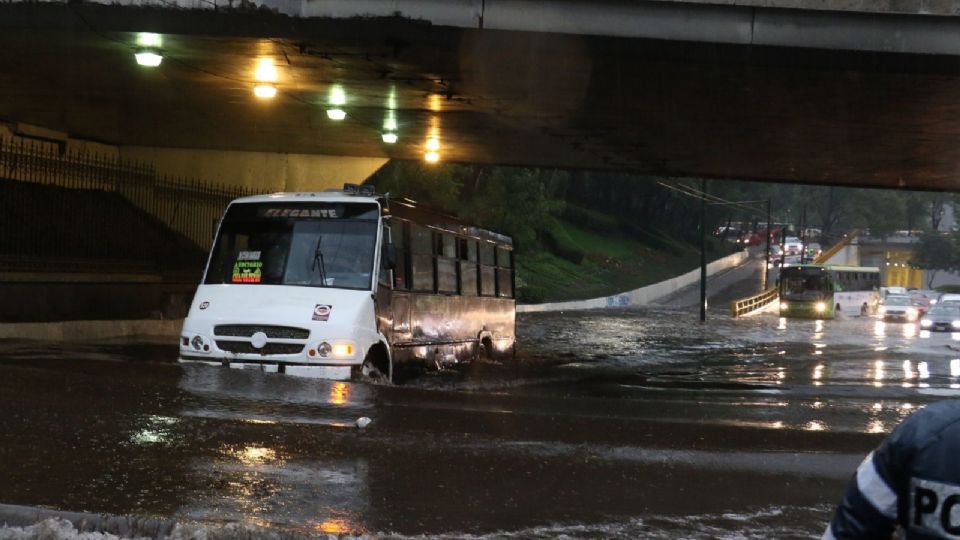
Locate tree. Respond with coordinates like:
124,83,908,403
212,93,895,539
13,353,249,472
911,232,959,288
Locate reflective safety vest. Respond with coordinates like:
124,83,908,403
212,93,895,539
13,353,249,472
825,400,960,539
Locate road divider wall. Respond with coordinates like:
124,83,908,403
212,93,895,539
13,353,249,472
0,319,182,341
518,250,750,313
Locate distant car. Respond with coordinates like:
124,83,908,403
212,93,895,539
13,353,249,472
911,295,932,316
879,295,919,321
919,304,960,331
938,293,960,306
784,237,802,255
804,243,822,260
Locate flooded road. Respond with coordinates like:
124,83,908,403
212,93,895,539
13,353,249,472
2,309,959,538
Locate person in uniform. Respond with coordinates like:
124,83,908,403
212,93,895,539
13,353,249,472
824,400,960,539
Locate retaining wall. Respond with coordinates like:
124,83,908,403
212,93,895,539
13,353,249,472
0,319,183,341
518,250,750,313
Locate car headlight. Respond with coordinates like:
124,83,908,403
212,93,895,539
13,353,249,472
930,299,938,305
952,320,960,329
920,319,932,327
907,308,918,318
878,306,887,314
780,302,788,311
815,302,826,313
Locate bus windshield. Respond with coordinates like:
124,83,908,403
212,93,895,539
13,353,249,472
780,274,831,300
204,202,379,290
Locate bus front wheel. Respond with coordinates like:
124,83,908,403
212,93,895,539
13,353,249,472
360,344,391,384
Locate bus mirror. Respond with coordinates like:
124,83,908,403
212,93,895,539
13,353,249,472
385,244,398,270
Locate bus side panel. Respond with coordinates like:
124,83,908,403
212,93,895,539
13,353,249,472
834,291,878,315
393,292,515,365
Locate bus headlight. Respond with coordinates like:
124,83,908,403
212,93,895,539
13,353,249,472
815,302,826,313
920,319,932,327
780,302,788,311
952,320,960,329
333,343,355,357
314,341,356,358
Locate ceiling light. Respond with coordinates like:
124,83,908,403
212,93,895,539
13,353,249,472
327,108,346,121
253,84,277,99
135,51,163,67
137,33,162,48
382,132,398,144
424,151,440,163
255,58,277,83
329,85,347,106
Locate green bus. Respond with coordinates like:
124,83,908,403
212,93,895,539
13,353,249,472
778,264,880,319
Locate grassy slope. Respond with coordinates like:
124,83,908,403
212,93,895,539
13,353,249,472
517,219,735,303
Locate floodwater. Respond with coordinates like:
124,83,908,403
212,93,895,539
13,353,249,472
1,309,958,538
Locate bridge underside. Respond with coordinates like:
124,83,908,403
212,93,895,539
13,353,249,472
3,4,960,190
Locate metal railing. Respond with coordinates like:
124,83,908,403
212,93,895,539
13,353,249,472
0,136,256,271
730,286,778,318
815,229,860,264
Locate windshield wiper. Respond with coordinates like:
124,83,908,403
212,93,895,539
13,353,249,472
311,235,327,285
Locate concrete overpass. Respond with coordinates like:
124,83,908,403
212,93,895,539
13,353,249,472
3,0,960,191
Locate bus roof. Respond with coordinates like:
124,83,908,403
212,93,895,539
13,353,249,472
781,263,879,272
229,191,513,248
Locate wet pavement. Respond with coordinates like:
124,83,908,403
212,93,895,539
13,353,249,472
2,309,959,538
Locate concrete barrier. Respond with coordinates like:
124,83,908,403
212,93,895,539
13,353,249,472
0,319,183,341
518,250,750,313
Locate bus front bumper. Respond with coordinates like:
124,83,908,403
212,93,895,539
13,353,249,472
178,356,353,380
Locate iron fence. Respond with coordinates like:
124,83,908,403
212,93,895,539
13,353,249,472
0,136,257,272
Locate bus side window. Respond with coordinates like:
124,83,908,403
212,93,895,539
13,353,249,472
437,233,458,294
459,238,478,296
410,225,434,292
479,242,496,296
390,222,409,290
496,247,514,298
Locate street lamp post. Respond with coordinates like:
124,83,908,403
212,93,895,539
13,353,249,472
701,195,771,322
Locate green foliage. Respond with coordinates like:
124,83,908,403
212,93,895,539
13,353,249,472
936,284,960,293
912,232,960,288
461,168,566,251
539,217,584,264
562,204,621,233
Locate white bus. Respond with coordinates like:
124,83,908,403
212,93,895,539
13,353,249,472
178,186,516,382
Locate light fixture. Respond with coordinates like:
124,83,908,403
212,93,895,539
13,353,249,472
382,132,398,144
254,58,277,83
253,84,277,99
327,108,347,121
424,151,440,163
135,51,163,67
329,85,347,106
426,137,440,151
137,32,162,48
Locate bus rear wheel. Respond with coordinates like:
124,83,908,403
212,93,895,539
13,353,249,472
476,337,493,362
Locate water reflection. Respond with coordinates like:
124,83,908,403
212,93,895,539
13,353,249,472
874,321,886,337
873,360,885,387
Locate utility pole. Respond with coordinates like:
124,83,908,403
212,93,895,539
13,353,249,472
763,198,771,291
700,178,707,322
